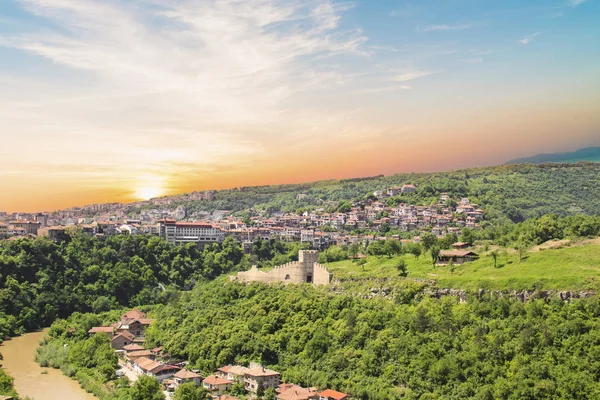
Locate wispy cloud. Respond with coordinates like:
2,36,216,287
571,0,587,6
0,0,375,200
393,69,440,82
520,32,541,45
356,85,412,94
422,24,472,32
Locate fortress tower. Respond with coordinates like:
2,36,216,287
231,250,332,285
298,250,319,283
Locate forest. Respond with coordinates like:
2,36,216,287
38,279,600,400
0,232,313,337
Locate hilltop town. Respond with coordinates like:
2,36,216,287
0,184,483,252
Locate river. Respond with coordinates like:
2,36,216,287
1,329,96,400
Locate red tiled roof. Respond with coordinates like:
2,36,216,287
127,350,154,358
174,369,202,379
203,375,231,386
245,367,280,377
123,344,146,352
122,310,146,320
318,389,350,400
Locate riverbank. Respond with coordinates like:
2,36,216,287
1,329,96,400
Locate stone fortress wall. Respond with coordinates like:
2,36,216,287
231,250,332,285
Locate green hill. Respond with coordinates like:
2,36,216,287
506,146,600,165
326,241,600,292
155,163,600,223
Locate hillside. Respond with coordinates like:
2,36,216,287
326,241,600,292
137,163,600,223
506,147,600,165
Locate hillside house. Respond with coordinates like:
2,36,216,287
126,350,155,362
88,326,114,337
133,357,180,382
123,344,146,353
319,389,351,400
111,331,135,350
173,369,203,388
203,375,232,395
401,184,416,193
277,384,319,400
116,310,153,338
437,250,478,266
244,366,281,394
217,365,250,383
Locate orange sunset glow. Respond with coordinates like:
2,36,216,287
1,0,600,213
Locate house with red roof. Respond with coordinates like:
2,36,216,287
319,389,350,400
203,375,232,395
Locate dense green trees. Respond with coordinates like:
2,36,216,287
107,280,600,399
173,382,209,400
130,376,164,400
0,233,249,336
0,369,18,399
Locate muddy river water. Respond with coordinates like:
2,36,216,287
1,329,96,400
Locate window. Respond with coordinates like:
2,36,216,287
306,273,313,283
285,274,290,280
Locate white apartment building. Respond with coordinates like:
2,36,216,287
158,219,224,245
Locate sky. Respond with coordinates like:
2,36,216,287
1,0,599,212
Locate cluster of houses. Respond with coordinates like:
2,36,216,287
2,187,484,256
202,364,350,400
87,310,352,400
88,309,154,349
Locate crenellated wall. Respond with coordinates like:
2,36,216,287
231,250,332,285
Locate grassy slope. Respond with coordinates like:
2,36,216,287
326,244,600,291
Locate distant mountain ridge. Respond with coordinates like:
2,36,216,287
506,147,600,165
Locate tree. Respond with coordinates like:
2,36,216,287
367,241,386,257
517,242,529,263
431,247,440,268
230,381,246,396
256,382,265,398
396,259,408,277
174,382,209,400
421,233,438,252
355,258,367,271
263,386,277,400
406,243,422,260
337,201,352,213
459,228,476,245
491,250,499,268
384,240,402,258
348,242,362,259
130,375,165,400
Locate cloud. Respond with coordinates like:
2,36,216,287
520,32,541,45
0,0,371,187
356,85,412,94
460,57,483,64
393,69,440,82
571,0,587,6
422,24,471,32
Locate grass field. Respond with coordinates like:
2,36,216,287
325,244,600,291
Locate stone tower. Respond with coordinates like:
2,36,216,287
298,250,318,283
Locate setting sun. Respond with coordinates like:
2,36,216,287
134,186,163,200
